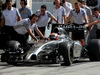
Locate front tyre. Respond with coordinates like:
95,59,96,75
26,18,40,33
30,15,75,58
59,42,73,66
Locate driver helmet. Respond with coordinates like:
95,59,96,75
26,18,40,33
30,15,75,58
49,33,59,40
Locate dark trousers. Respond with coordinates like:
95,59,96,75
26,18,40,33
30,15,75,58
3,25,16,41
51,24,58,33
3,25,29,47
14,32,29,47
34,27,45,36
96,29,100,39
72,23,85,40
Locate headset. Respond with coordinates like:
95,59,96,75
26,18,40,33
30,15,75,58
53,0,65,5
21,0,27,5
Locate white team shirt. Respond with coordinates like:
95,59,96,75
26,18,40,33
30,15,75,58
70,8,87,24
36,10,53,27
52,6,66,24
93,14,100,29
63,2,72,17
83,5,92,22
1,7,20,26
14,18,37,35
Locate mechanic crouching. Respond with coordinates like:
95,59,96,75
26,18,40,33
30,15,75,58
13,14,49,49
66,2,88,45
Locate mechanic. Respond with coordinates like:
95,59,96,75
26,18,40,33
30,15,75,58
66,2,88,45
61,0,72,18
85,7,100,39
35,4,60,35
49,0,67,32
80,1,93,23
14,14,49,48
50,0,66,24
0,0,21,41
19,0,33,43
19,0,33,19
84,8,100,39
80,1,93,30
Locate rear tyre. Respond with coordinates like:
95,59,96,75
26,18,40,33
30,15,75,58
6,59,18,65
5,41,21,65
6,40,21,51
1,53,6,62
88,39,100,61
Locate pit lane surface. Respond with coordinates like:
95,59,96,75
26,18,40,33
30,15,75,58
0,56,100,75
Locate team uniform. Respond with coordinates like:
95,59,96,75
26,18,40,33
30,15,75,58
19,7,33,19
70,8,87,40
93,14,100,39
52,6,66,24
52,6,66,32
63,2,72,17
14,18,37,47
1,7,21,40
36,10,53,35
83,5,92,22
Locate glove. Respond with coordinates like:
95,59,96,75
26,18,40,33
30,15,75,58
47,22,51,29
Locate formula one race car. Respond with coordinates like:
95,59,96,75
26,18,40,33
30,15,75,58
1,24,100,66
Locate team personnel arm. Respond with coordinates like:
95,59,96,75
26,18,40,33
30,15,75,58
64,15,67,24
83,9,88,24
17,16,22,21
49,18,53,23
62,8,67,24
51,16,60,24
89,15,93,23
88,8,93,23
85,20,100,28
26,28,39,42
16,8,22,21
35,28,49,40
0,18,5,27
0,12,5,27
88,15,93,30
47,11,60,24
84,16,88,24
66,15,72,24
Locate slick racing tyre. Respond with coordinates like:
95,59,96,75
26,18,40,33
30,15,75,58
88,39,100,61
5,41,21,65
59,42,73,66
6,40,21,51
6,58,18,65
1,53,6,62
